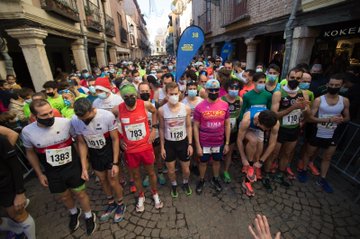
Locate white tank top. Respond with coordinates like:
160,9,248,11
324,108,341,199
163,102,187,141
158,89,166,103
182,96,203,120
147,99,159,139
316,95,344,139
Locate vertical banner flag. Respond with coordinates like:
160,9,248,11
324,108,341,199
220,42,234,62
175,25,205,82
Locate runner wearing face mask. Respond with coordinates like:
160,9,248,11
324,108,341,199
42,81,66,112
182,81,203,120
72,98,125,223
269,68,310,187
193,79,231,194
239,70,255,97
221,80,243,183
159,82,193,197
112,83,163,212
21,99,96,235
93,78,123,111
298,74,350,193
265,64,281,94
154,73,175,106
138,82,167,187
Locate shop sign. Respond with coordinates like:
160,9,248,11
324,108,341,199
323,26,360,38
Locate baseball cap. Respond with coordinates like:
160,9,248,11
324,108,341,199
205,79,220,89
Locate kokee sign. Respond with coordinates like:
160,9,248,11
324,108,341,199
323,26,360,38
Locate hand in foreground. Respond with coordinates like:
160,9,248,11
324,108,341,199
248,214,281,239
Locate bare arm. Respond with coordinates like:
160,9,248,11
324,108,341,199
260,121,280,162
342,97,350,122
76,135,89,171
0,126,18,146
25,148,48,187
236,114,250,162
110,129,120,164
185,106,192,143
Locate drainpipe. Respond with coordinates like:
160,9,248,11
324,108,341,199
0,37,15,76
99,0,108,65
281,0,301,79
79,19,91,71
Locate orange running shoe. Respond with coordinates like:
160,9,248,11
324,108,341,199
255,166,262,180
247,166,256,182
286,167,296,180
242,165,249,174
129,181,137,193
308,162,320,176
242,181,255,197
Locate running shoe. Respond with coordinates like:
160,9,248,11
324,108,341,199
210,177,222,192
297,159,304,172
317,178,333,193
136,196,145,213
171,185,178,198
223,171,231,183
242,181,255,197
196,180,205,195
153,193,164,209
286,167,296,180
142,176,149,187
297,170,308,183
158,173,166,185
308,162,320,176
69,207,82,231
273,172,290,188
99,203,117,222
113,204,126,223
246,166,256,182
129,181,137,193
182,183,192,196
255,166,262,180
270,162,278,174
85,212,96,236
241,165,249,173
261,174,273,193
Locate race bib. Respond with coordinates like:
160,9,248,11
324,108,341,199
167,126,185,141
203,146,221,154
85,134,106,149
124,123,146,141
282,109,301,126
230,118,237,130
45,146,72,167
317,114,337,129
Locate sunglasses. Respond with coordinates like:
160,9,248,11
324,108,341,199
208,89,219,93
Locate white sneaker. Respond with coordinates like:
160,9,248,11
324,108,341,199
136,196,145,213
153,193,163,209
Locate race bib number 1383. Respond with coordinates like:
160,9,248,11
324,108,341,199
45,146,72,167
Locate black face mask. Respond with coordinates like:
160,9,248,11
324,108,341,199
287,80,299,89
140,93,150,101
46,92,55,97
82,117,94,125
124,96,136,107
37,117,55,127
208,93,219,101
327,87,340,95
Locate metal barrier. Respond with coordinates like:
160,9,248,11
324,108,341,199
331,121,360,202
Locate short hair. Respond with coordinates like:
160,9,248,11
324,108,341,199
185,70,197,81
234,61,241,68
218,68,232,80
258,110,278,128
0,80,8,87
224,60,232,65
330,73,345,82
6,74,15,80
268,64,280,73
165,81,179,93
138,82,150,91
245,69,256,77
43,81,58,89
161,73,175,81
224,78,244,91
198,70,208,78
131,69,139,76
74,98,92,117
30,99,50,115
32,92,47,100
18,88,34,99
287,67,304,77
252,72,266,82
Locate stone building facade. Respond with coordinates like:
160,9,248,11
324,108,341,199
0,0,149,91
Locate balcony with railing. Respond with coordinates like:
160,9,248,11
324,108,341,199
198,11,212,33
41,0,80,22
222,0,249,27
120,27,128,43
105,14,115,37
84,1,102,32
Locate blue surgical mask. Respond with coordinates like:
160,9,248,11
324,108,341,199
228,89,239,97
256,68,263,73
267,74,278,82
256,83,265,92
187,89,197,97
299,82,310,90
83,73,89,78
89,86,96,94
168,66,173,71
98,92,108,99
64,99,72,107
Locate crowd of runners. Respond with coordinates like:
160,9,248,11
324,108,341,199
0,55,358,238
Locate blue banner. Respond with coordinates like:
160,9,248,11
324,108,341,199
220,42,234,62
175,25,204,82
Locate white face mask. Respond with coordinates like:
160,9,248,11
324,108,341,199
168,95,179,105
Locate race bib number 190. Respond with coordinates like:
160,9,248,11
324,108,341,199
45,146,72,167
282,109,301,126
124,123,146,141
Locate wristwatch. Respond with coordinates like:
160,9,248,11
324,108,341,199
112,162,119,166
152,124,159,129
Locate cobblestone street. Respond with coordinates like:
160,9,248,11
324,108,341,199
9,161,360,239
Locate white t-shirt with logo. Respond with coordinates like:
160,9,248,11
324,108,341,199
93,93,123,112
